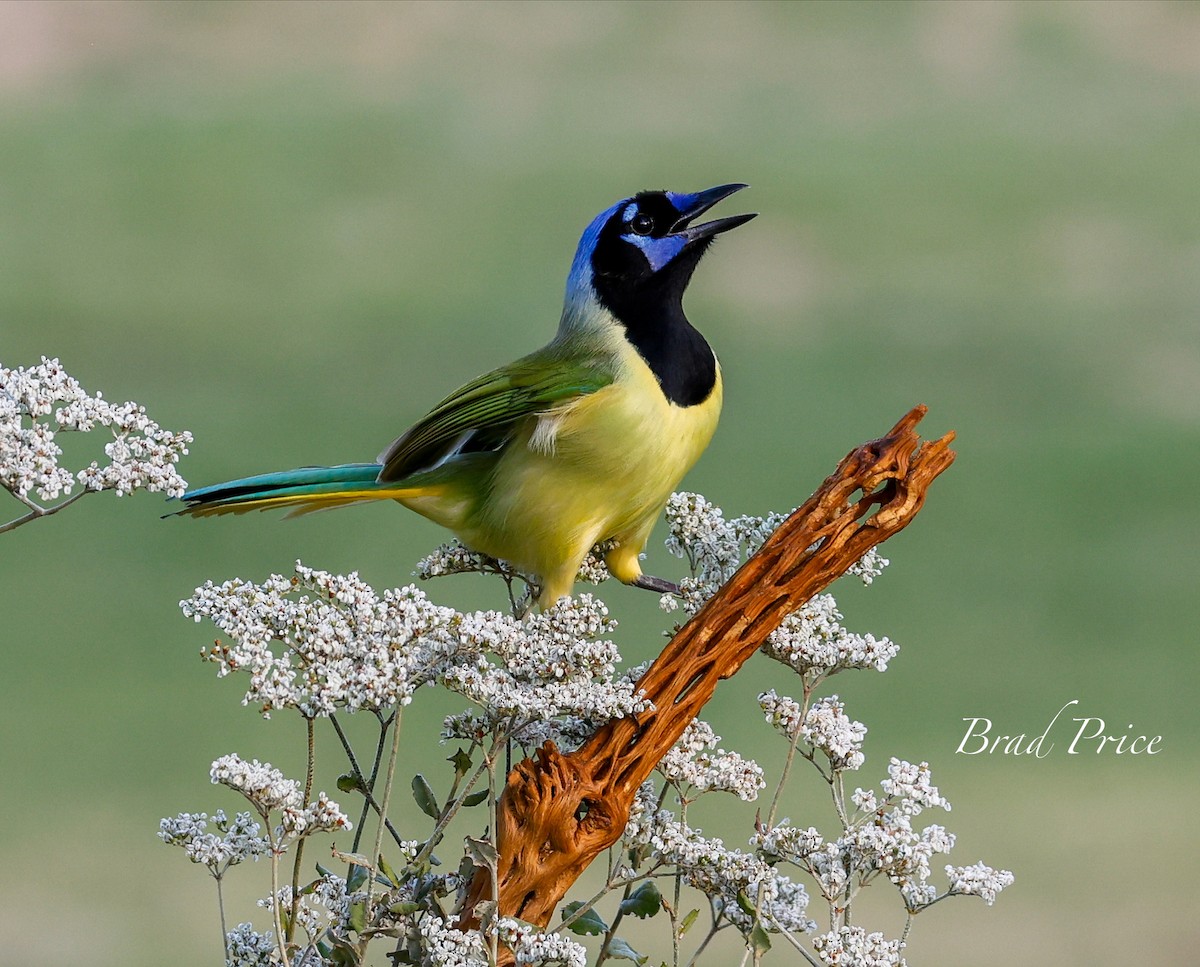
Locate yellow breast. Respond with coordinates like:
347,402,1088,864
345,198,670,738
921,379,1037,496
468,336,722,588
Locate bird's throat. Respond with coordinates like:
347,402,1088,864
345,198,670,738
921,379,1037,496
592,277,717,408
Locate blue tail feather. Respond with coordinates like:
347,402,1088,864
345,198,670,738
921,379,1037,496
179,462,383,512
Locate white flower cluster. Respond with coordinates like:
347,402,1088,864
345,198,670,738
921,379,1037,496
497,917,588,967
415,541,514,581
878,758,949,815
662,493,895,685
944,861,1015,906
258,885,323,939
157,809,267,872
801,696,867,770
753,757,988,915
755,816,954,907
758,689,805,738
761,593,899,679
0,355,190,503
658,719,765,801
211,754,303,813
224,922,276,967
257,876,354,942
662,492,790,614
624,795,813,937
418,913,486,967
439,594,650,729
847,548,889,586
812,926,905,966
416,538,614,596
574,543,613,586
210,753,351,835
182,563,473,717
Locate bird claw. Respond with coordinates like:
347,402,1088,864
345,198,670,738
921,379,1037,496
631,574,680,596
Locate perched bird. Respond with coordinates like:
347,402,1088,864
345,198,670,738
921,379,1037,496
179,184,755,608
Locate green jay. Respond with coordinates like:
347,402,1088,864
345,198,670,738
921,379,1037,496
179,185,755,608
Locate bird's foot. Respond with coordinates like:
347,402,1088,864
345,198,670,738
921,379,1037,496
631,574,680,596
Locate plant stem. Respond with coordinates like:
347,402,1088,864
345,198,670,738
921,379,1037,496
0,489,87,533
366,707,404,918
765,911,821,967
683,921,719,967
331,712,405,852
267,819,292,967
487,747,501,966
743,686,813,967
215,874,230,962
595,881,631,966
288,715,316,943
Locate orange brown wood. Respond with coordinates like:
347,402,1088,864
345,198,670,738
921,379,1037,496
461,405,956,949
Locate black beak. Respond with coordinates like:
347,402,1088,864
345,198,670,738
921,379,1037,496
669,183,757,245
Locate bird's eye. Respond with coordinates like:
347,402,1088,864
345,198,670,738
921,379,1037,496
630,213,655,236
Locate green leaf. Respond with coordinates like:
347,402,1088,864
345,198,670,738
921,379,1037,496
412,774,440,819
388,900,423,916
749,922,772,955
377,852,403,888
561,901,607,936
735,890,757,918
619,881,662,919
465,835,497,872
348,899,367,934
679,908,700,935
345,861,370,893
336,772,361,793
606,937,648,964
462,790,488,807
448,747,472,780
315,862,333,878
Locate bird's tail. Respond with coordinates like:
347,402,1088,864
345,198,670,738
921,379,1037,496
175,463,426,518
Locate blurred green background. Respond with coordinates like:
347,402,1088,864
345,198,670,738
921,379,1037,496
1,1,1196,964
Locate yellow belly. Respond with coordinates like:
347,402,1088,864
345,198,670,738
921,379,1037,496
454,343,722,603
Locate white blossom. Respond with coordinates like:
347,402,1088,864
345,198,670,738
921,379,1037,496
752,822,825,864
879,758,949,816
497,917,587,967
759,689,805,738
0,355,190,506
158,809,267,872
182,564,475,717
438,594,650,729
802,696,867,770
761,593,898,678
280,789,352,837
624,802,813,937
210,754,304,814
418,913,487,967
847,548,889,586
812,926,905,966
224,922,276,967
658,719,765,801
945,861,1014,905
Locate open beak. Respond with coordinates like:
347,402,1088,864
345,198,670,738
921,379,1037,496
668,183,757,245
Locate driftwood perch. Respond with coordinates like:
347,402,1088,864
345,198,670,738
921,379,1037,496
462,405,956,940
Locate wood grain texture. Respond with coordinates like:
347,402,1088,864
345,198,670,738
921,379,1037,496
461,405,956,950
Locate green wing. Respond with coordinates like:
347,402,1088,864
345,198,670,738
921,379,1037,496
377,346,614,482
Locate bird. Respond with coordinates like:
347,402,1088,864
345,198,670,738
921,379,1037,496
178,184,755,609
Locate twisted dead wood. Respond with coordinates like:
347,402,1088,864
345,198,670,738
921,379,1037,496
462,404,956,940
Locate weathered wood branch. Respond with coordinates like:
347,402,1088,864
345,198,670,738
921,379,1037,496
462,404,956,942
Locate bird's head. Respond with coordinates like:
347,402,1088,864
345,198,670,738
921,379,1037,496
562,184,756,330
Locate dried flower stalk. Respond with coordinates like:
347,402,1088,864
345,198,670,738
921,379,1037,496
462,405,956,942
